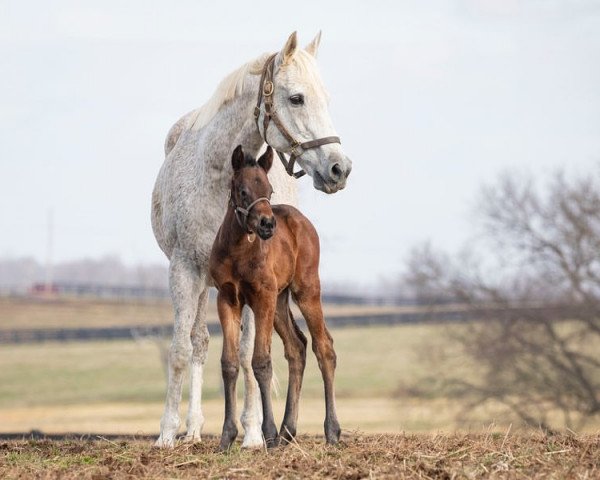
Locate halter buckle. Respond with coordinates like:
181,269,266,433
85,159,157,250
289,141,301,157
263,80,274,97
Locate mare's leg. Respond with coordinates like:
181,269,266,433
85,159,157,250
217,289,242,451
274,290,307,443
239,305,264,448
249,296,279,448
293,287,341,444
185,287,210,442
155,252,203,448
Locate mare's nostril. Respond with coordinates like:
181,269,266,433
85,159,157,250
330,163,343,180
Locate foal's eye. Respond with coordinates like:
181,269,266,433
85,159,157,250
240,190,248,198
289,94,304,106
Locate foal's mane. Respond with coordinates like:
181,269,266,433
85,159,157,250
190,50,322,131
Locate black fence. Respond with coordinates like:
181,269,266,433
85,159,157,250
0,309,470,345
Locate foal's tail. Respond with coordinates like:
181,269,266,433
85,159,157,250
288,306,308,348
280,289,307,348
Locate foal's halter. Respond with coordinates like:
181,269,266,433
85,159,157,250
254,53,341,179
231,195,271,233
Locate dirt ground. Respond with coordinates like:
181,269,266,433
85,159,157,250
1,432,598,479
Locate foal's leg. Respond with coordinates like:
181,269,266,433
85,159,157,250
274,291,307,443
293,288,341,444
217,290,242,451
155,253,203,448
249,296,279,448
185,287,210,442
239,305,264,448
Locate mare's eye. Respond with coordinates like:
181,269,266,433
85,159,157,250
289,94,304,106
240,190,248,198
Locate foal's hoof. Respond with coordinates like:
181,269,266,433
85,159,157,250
279,425,297,445
325,420,341,445
264,434,280,449
219,423,238,452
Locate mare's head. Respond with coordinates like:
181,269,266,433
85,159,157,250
257,32,352,193
230,145,276,240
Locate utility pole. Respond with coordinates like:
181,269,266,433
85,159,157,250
45,208,54,293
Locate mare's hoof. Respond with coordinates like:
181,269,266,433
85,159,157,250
241,429,264,449
182,433,202,444
154,433,176,449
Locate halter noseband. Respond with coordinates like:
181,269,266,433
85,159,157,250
231,195,271,233
254,53,341,179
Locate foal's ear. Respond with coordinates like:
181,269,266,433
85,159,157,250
258,146,273,173
231,145,244,171
280,31,298,65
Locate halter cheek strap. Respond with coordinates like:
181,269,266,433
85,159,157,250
254,53,341,179
232,196,271,233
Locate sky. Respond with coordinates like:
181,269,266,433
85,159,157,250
1,0,599,287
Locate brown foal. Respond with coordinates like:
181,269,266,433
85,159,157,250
210,145,340,450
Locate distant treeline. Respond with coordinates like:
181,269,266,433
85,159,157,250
0,255,169,293
0,255,442,305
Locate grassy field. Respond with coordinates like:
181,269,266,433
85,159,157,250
0,323,480,435
1,321,598,436
1,433,598,479
1,296,598,438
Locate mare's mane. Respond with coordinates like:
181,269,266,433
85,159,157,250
190,50,322,131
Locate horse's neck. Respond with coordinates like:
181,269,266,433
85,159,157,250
197,76,298,207
199,90,262,172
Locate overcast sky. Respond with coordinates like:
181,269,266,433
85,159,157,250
1,0,599,286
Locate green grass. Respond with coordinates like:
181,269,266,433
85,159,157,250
0,324,464,408
1,322,598,434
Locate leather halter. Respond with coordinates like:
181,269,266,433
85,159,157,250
254,53,341,179
231,195,271,233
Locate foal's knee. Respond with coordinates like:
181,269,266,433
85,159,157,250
252,355,272,383
221,360,239,382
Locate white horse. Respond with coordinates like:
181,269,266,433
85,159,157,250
151,31,352,448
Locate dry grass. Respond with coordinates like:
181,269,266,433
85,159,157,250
0,295,435,330
1,432,598,479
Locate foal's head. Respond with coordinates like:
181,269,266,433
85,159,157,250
230,145,276,240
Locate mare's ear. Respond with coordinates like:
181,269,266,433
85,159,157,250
257,146,273,173
280,31,298,65
231,145,244,171
305,31,321,57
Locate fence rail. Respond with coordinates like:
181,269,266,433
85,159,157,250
0,304,568,345
0,310,469,345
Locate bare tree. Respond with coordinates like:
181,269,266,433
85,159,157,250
405,168,600,430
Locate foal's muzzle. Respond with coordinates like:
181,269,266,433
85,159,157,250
257,215,276,240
